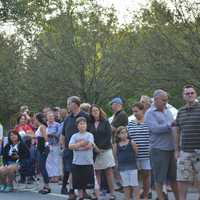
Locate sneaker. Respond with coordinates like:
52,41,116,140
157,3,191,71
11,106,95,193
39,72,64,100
38,187,51,194
4,185,14,192
0,184,6,192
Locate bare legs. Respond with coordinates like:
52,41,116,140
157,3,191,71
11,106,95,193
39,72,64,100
123,186,140,200
96,167,115,198
140,170,151,200
0,164,18,192
155,183,165,200
155,181,179,200
177,181,190,200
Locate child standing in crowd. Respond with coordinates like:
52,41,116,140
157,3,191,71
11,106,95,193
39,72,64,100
69,117,97,200
113,126,140,200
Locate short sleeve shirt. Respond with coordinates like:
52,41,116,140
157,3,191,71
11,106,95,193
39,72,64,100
69,132,94,165
176,103,200,152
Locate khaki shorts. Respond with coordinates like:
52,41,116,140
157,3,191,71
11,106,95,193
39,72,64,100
177,151,200,182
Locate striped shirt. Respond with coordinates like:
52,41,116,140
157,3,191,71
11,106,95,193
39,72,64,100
127,120,150,159
176,102,200,152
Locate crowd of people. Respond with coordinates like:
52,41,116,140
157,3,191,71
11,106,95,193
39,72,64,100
0,84,200,200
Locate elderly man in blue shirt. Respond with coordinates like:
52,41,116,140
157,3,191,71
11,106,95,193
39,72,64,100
145,89,179,200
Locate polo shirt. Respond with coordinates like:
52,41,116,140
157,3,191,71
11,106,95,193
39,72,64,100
127,120,150,159
176,102,200,152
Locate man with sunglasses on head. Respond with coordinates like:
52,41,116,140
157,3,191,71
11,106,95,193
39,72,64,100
176,85,200,200
145,89,179,200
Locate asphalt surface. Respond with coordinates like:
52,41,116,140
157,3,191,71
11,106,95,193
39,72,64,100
0,181,199,200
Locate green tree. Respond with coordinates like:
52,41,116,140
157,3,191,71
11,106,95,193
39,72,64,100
0,34,25,127
24,0,124,108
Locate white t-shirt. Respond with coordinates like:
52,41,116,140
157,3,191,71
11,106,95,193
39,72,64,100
128,114,136,122
69,132,94,165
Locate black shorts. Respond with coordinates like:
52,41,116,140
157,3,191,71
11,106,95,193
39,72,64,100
72,164,94,189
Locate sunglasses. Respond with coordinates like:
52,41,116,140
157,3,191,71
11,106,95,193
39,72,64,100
184,92,195,96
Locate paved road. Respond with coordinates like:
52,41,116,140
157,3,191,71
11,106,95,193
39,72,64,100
0,181,199,200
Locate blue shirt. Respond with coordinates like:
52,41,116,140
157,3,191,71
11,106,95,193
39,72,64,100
47,121,60,145
116,141,137,171
144,105,175,150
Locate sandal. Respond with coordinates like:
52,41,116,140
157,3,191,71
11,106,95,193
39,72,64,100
39,187,51,194
0,184,6,192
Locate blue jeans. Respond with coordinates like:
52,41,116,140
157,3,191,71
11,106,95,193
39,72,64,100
62,148,73,172
37,147,50,184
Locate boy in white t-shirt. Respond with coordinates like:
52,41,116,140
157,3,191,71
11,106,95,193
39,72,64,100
69,117,96,200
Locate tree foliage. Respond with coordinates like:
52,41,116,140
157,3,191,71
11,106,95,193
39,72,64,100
1,0,200,127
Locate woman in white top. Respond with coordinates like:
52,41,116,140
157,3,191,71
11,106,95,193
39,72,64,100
34,112,51,194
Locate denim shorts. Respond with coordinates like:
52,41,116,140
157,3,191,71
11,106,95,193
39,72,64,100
150,148,176,184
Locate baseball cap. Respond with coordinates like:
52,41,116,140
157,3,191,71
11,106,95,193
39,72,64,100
111,97,123,105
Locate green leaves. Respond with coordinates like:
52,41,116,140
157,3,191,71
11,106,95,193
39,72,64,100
1,0,200,127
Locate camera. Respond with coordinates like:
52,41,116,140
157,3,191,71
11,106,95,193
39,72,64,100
11,149,18,158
